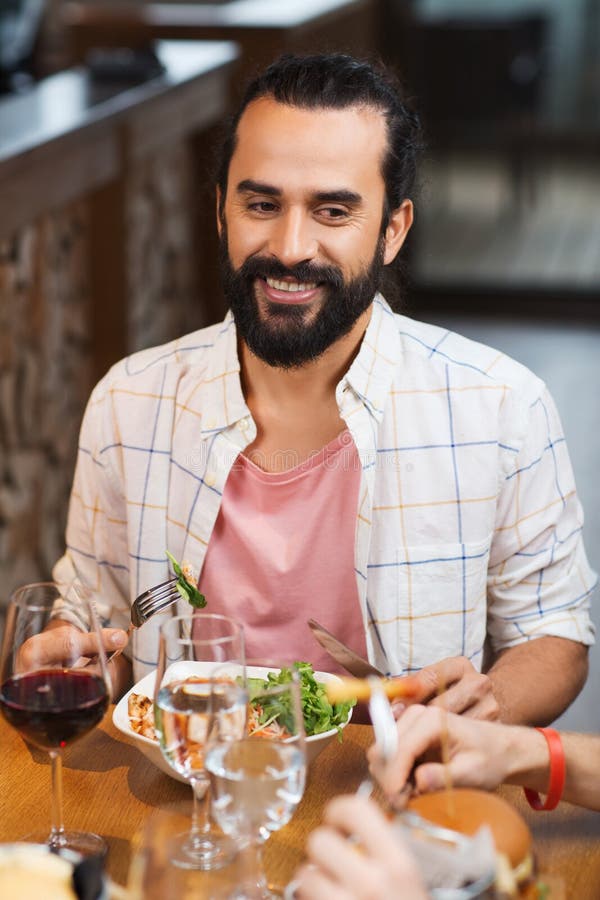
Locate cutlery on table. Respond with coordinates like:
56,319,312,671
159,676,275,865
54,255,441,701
354,677,401,803
360,679,426,818
106,576,180,663
363,681,465,844
367,676,399,762
307,618,385,678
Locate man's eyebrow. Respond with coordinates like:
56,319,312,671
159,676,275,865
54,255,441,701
313,189,363,205
236,179,280,196
235,180,363,206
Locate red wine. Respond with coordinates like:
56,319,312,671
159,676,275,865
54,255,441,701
0,669,109,750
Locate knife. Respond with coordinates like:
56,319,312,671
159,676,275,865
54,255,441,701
308,618,385,678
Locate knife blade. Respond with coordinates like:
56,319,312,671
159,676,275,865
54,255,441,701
308,618,385,678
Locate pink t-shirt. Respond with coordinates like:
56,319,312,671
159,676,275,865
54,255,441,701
198,430,367,674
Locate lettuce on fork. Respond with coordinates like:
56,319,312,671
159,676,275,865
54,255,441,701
166,551,207,609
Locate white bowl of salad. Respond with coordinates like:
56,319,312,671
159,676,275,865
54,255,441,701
113,662,354,781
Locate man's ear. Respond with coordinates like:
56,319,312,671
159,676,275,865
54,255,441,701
382,199,413,265
216,186,223,237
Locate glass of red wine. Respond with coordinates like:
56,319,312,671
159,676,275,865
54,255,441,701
0,580,111,857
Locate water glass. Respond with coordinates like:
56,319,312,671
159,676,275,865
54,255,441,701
205,661,307,899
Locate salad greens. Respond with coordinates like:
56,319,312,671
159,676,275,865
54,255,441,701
246,661,355,739
166,551,206,609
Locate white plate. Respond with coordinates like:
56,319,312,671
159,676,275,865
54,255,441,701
113,665,352,781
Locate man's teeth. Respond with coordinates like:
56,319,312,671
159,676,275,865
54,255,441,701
265,277,317,292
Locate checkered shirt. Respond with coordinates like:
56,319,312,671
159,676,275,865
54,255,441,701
54,295,596,680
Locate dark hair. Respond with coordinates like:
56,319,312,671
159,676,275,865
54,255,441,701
216,53,423,226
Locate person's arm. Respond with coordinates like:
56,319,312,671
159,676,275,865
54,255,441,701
400,387,594,725
53,376,134,697
393,634,587,724
294,795,427,900
495,727,600,811
487,636,588,725
549,732,600,809
369,704,600,812
483,384,595,723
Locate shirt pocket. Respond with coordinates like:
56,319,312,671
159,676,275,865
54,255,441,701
370,537,491,675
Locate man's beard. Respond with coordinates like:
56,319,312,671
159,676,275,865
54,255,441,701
219,230,385,369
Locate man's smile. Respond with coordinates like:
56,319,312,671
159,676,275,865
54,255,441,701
265,277,318,292
259,275,322,304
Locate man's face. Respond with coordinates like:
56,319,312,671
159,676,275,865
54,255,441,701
219,97,405,368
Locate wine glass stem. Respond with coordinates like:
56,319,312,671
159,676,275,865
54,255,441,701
49,749,66,848
240,838,269,897
190,777,211,840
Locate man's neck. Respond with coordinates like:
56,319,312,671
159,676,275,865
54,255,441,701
236,305,372,472
239,305,372,407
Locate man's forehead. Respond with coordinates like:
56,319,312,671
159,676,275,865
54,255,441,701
229,96,388,187
235,95,386,137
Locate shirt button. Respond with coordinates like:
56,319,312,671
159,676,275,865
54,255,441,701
239,418,250,431
205,472,216,487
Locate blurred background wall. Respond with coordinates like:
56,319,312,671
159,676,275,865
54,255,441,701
1,0,599,729
379,0,600,313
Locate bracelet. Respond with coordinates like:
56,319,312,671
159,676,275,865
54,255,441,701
523,727,566,811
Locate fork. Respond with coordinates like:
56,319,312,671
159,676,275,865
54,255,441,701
363,681,461,842
354,677,400,802
106,576,181,663
368,676,399,762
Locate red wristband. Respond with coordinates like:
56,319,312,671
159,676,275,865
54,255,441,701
524,727,565,811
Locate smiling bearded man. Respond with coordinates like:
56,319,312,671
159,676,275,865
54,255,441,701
55,53,595,732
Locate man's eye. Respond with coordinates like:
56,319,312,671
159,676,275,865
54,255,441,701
249,201,277,213
317,207,349,220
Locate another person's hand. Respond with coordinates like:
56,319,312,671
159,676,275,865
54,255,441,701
369,704,515,801
399,656,499,720
294,795,427,900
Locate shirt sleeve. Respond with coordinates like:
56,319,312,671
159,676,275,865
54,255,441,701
487,385,596,651
53,379,132,636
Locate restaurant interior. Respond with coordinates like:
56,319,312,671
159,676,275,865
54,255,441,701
1,0,600,895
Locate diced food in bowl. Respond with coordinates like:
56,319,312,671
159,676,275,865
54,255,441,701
113,663,353,779
128,692,155,739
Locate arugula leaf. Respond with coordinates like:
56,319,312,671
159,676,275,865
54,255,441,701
166,550,207,609
247,662,355,739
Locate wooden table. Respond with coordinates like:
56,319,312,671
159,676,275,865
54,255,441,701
1,713,600,897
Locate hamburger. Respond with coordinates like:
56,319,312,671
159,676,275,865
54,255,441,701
407,788,534,896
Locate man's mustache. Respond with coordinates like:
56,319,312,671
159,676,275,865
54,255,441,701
238,255,344,289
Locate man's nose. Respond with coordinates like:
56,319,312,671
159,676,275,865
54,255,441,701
267,210,318,267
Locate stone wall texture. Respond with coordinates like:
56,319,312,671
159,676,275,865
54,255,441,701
127,141,198,352
0,140,197,607
0,203,93,598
